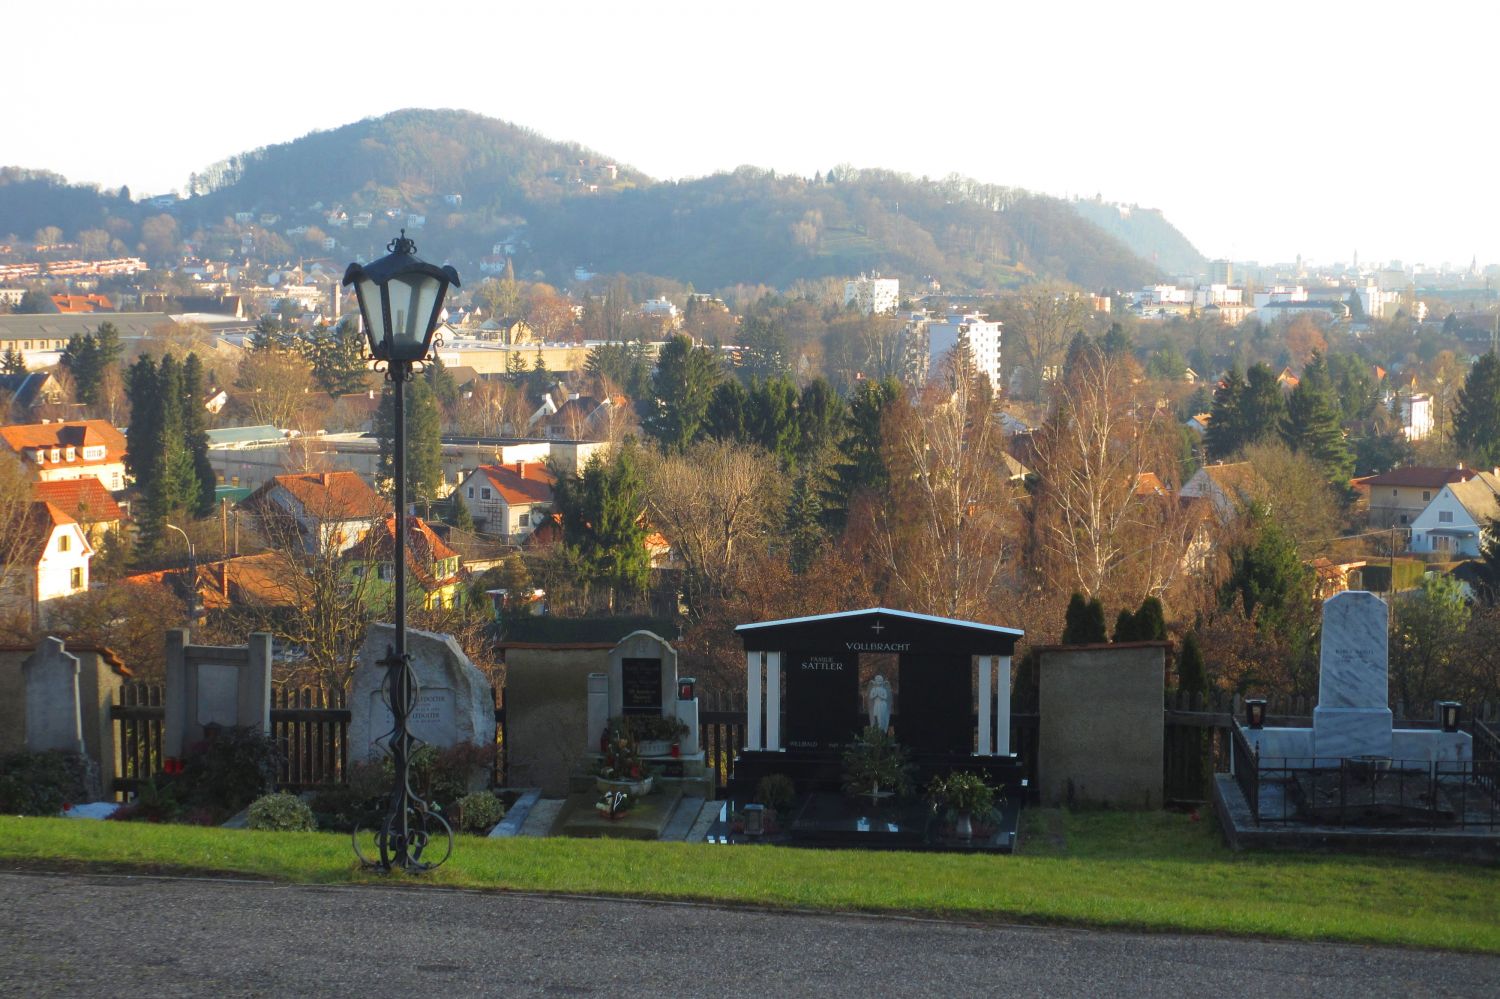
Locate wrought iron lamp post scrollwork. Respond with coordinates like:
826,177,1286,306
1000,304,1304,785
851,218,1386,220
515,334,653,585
343,232,460,872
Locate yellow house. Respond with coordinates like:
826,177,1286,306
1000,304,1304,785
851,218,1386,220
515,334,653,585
343,515,464,611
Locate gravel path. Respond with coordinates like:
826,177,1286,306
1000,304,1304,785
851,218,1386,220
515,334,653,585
0,870,1494,998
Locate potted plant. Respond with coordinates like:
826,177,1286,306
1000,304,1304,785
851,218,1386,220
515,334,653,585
841,726,914,802
754,773,796,833
620,714,689,757
596,725,653,795
927,772,999,839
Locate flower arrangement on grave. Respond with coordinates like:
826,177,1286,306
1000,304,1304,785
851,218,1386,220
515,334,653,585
596,722,654,794
927,772,1001,839
617,714,689,756
596,789,632,820
841,726,914,800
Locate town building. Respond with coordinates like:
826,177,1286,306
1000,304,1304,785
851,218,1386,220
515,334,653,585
241,470,385,556
1,501,92,628
344,515,464,611
1409,473,1500,557
923,311,1003,390
0,420,128,491
844,274,900,315
1356,466,1477,530
455,461,556,542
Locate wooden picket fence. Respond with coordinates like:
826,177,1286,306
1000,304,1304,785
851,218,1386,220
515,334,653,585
110,683,509,796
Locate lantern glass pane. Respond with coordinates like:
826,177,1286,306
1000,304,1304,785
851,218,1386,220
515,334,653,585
387,273,442,359
356,277,387,356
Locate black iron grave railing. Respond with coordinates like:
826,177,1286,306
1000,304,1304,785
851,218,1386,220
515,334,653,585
1241,753,1499,830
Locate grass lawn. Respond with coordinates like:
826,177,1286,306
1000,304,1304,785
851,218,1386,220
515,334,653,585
3,809,1497,953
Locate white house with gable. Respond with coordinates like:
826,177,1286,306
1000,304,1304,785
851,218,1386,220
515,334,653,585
1409,473,1500,557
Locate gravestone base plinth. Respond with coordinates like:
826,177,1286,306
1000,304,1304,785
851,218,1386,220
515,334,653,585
556,785,684,840
1313,706,1394,761
567,752,713,800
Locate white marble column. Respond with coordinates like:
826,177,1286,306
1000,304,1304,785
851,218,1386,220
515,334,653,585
765,651,782,751
746,651,763,751
995,655,1012,757
976,653,992,756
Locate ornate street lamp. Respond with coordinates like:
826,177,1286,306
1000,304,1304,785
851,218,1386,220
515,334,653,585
344,232,460,872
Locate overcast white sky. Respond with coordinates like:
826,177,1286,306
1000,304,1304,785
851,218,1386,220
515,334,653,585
7,1,1499,269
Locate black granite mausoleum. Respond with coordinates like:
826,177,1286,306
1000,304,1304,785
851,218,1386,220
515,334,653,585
724,608,1027,850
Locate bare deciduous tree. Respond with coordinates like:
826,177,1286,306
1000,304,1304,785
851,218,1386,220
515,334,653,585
858,367,1023,620
642,440,786,616
1030,346,1193,604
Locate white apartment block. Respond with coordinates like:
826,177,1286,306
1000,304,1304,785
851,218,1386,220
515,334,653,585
925,312,1002,390
844,274,900,315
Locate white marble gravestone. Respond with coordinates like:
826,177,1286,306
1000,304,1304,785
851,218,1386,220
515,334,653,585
23,637,85,755
1312,591,1393,760
348,624,496,762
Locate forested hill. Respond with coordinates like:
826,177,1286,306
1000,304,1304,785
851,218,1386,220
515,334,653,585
1070,198,1205,277
2,109,1167,291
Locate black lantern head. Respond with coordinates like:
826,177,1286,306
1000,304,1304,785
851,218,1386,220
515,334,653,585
678,677,696,701
343,231,460,364
1245,698,1267,730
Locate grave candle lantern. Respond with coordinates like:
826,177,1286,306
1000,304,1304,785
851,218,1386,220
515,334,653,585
743,803,766,836
1245,698,1267,730
678,677,695,701
1439,701,1461,733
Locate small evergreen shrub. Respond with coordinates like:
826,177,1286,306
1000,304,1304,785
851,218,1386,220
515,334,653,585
176,726,283,815
755,774,796,813
0,750,93,815
455,791,506,833
247,792,316,832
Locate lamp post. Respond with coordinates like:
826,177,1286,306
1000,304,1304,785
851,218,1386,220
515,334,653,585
164,522,199,625
343,231,460,872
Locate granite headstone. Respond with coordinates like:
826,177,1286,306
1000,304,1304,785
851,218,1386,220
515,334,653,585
785,649,859,750
23,637,84,755
348,624,496,763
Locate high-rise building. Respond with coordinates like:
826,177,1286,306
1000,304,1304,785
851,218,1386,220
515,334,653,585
844,273,900,315
924,312,1002,389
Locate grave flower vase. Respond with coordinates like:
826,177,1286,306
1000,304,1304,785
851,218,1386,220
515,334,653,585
596,775,654,796
955,812,974,839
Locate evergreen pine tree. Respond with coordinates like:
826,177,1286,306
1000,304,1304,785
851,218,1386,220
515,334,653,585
138,355,198,552
826,377,899,526
0,349,25,374
1239,363,1287,448
786,473,826,574
1280,353,1353,481
1113,608,1139,642
1178,631,1208,694
643,334,722,451
124,356,160,486
1061,593,1105,644
1083,597,1107,643
405,377,444,514
181,352,216,516
1454,352,1500,467
1203,366,1246,460
1133,596,1166,640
